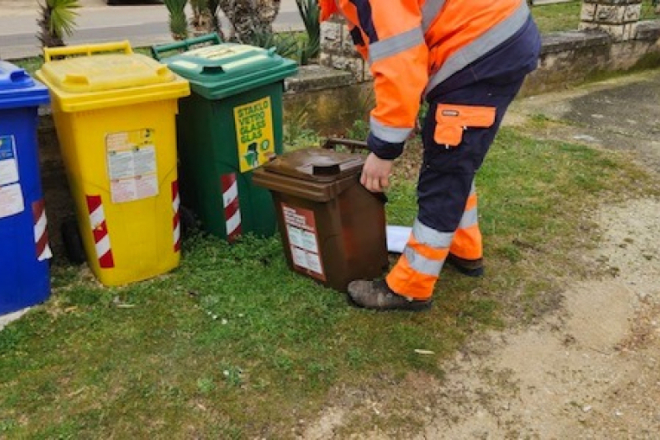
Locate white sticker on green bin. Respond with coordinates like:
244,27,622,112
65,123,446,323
234,97,275,173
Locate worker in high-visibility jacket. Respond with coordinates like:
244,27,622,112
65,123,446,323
320,0,542,310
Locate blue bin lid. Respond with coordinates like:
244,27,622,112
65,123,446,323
0,61,50,110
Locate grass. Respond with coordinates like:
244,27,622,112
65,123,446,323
531,0,658,34
0,120,654,437
531,0,583,34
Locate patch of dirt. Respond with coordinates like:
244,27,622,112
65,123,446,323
300,72,660,439
301,198,660,439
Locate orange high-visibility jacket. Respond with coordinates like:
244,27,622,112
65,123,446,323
320,0,530,158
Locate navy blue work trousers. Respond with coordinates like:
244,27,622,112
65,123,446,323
417,16,541,233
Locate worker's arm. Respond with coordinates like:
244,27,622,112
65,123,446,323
357,0,429,160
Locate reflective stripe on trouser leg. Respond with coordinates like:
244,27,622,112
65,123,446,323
386,218,453,300
449,180,483,260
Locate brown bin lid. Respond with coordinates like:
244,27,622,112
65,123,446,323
262,148,364,182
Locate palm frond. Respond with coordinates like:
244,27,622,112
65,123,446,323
295,0,320,60
38,0,80,46
163,0,188,13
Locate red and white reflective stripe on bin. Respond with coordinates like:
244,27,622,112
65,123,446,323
172,180,181,252
32,199,52,262
221,173,241,242
86,195,115,268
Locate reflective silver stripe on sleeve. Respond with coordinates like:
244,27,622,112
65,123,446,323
404,246,445,276
424,1,530,96
370,116,412,143
412,218,454,248
458,207,478,229
369,27,424,64
421,0,447,32
470,180,476,195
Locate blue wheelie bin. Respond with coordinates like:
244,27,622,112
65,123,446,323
0,61,52,315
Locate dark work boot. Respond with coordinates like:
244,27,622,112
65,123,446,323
347,280,433,312
446,253,484,277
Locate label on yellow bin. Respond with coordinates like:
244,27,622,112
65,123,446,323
106,129,159,204
233,97,275,173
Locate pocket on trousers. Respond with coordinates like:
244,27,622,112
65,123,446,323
433,104,497,147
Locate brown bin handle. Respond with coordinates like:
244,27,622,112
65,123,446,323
321,138,369,153
321,138,388,204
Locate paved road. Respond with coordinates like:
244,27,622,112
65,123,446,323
509,68,660,173
0,0,304,60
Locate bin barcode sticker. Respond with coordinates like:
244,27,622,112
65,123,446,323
234,96,275,173
282,203,325,281
106,129,159,204
0,135,24,218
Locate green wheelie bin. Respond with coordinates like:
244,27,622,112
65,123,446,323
152,35,298,241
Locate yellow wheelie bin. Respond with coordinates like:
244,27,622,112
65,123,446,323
36,41,190,286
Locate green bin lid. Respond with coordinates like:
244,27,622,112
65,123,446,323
161,43,298,100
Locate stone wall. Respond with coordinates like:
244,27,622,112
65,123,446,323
579,0,643,42
319,16,373,84
319,15,660,96
524,21,660,94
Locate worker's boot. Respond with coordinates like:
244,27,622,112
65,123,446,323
347,280,433,311
446,254,484,277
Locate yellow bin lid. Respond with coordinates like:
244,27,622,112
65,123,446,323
36,41,190,112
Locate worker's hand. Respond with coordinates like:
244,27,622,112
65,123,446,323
360,153,393,193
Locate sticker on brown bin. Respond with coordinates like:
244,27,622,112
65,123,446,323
282,203,326,281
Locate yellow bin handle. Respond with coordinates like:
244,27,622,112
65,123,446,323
44,41,134,62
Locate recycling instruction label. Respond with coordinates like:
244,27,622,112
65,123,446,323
282,203,325,281
106,129,159,204
233,96,275,173
0,135,24,219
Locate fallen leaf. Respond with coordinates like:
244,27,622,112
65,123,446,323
414,349,435,355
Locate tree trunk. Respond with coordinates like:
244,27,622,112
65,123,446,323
37,4,65,48
218,0,281,43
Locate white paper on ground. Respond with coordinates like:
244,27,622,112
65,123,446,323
386,225,412,254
